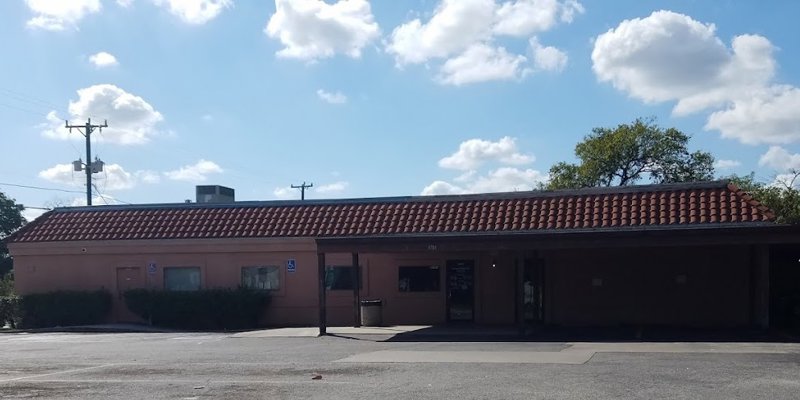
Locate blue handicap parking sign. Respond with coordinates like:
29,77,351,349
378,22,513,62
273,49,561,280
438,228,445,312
287,259,296,273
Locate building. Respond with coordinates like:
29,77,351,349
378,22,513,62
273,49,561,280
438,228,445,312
6,181,800,332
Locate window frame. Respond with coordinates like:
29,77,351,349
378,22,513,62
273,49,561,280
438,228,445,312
398,265,441,293
163,266,202,291
241,265,281,291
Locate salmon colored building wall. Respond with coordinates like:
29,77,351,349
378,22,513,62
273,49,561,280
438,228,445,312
9,239,754,328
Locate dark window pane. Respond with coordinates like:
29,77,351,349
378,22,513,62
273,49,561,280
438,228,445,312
325,266,362,290
164,267,201,291
398,266,440,292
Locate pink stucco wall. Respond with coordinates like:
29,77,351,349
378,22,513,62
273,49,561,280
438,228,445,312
9,238,515,326
8,239,754,328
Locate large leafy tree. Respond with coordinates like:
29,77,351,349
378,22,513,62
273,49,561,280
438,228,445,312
546,118,715,189
727,172,800,225
1,191,26,276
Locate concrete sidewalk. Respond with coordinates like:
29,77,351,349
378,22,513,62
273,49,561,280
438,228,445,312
232,325,434,338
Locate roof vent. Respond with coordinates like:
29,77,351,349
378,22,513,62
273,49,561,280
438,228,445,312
196,185,235,204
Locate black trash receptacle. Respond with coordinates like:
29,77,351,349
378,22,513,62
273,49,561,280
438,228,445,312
360,299,383,326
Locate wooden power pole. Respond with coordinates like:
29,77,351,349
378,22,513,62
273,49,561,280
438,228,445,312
291,182,313,200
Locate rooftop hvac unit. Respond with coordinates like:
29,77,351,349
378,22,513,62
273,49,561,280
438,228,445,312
195,185,235,203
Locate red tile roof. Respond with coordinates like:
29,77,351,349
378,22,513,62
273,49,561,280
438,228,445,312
7,181,775,243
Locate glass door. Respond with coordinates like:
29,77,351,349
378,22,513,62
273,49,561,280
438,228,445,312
524,258,544,324
446,260,475,322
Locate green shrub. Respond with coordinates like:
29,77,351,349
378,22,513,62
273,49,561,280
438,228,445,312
0,296,19,328
11,290,112,329
123,288,269,330
0,273,14,297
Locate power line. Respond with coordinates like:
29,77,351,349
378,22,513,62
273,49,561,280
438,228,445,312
0,101,51,118
0,87,66,113
0,182,85,194
91,183,110,205
90,182,133,205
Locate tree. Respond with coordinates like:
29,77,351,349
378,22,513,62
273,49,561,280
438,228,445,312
545,118,715,190
1,192,26,276
727,172,800,225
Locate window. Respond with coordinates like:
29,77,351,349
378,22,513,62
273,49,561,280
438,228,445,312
398,266,440,292
325,266,362,290
241,266,280,290
164,267,201,291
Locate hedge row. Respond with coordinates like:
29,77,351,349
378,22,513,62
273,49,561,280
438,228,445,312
0,290,112,329
123,288,269,330
0,296,19,328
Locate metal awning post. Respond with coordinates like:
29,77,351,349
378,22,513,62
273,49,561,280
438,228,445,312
318,252,327,336
352,252,361,328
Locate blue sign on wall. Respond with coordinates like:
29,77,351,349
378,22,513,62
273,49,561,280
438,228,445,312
287,259,296,273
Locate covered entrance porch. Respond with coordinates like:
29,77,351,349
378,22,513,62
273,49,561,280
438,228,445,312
313,225,796,336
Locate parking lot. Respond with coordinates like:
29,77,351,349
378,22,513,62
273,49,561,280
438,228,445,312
1,331,799,399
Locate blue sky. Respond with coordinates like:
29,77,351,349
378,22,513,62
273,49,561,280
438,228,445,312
1,0,799,221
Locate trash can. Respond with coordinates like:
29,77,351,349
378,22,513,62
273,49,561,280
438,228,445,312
360,299,383,326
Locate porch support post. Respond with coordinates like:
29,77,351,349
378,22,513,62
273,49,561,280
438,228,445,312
352,252,361,328
753,244,770,329
516,253,525,336
318,252,327,336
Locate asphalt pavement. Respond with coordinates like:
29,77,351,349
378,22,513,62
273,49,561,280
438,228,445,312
0,331,798,399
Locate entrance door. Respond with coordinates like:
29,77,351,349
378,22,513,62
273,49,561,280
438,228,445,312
116,267,142,322
446,260,475,322
523,258,545,324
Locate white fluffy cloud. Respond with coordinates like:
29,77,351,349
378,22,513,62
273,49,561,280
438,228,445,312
273,186,295,200
387,0,578,84
164,159,223,182
388,0,496,66
422,168,547,195
38,163,83,187
135,170,161,184
25,0,101,31
424,136,544,195
493,0,584,36
437,43,529,86
317,89,348,104
316,181,349,194
152,0,232,24
592,10,800,144
713,159,741,170
38,163,157,191
529,37,567,72
421,180,466,195
265,0,380,61
439,137,533,170
705,86,800,145
89,52,119,68
41,84,163,145
759,146,800,171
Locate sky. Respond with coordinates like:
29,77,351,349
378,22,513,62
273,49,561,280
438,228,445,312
1,0,799,221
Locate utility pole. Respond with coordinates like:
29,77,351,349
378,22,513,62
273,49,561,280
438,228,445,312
66,118,108,206
291,182,313,200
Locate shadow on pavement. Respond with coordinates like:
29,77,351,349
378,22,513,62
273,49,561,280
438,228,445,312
378,325,800,343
